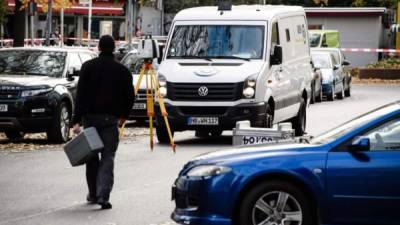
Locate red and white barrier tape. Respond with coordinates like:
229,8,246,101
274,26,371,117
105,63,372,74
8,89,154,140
341,48,400,53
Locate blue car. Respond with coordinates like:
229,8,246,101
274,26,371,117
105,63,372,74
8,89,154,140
171,101,400,225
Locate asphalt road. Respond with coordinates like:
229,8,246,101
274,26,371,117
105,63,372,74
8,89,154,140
0,84,399,225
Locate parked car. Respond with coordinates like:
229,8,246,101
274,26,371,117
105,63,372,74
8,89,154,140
0,47,97,142
310,51,345,101
312,47,352,97
310,61,322,104
171,101,400,225
120,50,160,122
115,42,139,61
156,5,312,142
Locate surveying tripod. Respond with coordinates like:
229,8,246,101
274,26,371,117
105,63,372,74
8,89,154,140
124,59,176,152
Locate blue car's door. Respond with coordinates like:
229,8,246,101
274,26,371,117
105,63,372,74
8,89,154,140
326,118,400,225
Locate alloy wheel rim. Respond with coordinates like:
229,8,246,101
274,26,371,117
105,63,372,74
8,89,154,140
60,106,70,140
252,191,302,225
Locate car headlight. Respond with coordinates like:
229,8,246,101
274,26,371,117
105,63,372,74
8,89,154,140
21,87,53,97
243,74,258,99
158,74,167,97
187,165,232,177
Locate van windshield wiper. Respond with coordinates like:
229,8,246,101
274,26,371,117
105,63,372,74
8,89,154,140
168,55,212,61
212,55,251,61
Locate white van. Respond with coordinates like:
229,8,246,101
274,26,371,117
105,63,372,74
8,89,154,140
155,5,312,143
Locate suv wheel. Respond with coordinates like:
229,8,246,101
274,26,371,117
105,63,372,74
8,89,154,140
344,83,351,97
337,82,344,100
315,83,322,103
156,123,174,144
5,131,25,140
291,98,306,136
310,83,315,104
47,102,70,143
238,180,316,225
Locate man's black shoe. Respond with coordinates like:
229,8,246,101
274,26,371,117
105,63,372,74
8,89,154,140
86,195,97,204
99,201,112,209
97,197,112,209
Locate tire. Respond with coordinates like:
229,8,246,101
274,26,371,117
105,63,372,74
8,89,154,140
47,102,71,143
327,85,334,101
337,81,344,100
344,83,351,97
310,83,315,104
264,104,274,128
315,83,322,103
210,130,223,137
5,131,25,140
291,98,306,136
238,180,316,225
195,130,209,138
156,123,173,144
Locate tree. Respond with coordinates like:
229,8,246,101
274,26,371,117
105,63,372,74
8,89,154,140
20,0,71,12
0,0,7,27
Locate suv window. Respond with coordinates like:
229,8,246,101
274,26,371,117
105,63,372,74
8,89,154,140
79,52,94,63
363,118,400,151
69,52,82,71
271,22,280,46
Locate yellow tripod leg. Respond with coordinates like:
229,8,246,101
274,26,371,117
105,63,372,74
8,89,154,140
119,121,126,139
147,68,155,151
150,69,176,153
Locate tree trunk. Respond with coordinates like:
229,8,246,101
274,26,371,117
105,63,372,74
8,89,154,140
13,0,25,47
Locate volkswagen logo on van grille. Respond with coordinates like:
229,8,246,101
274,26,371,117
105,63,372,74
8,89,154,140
198,86,208,97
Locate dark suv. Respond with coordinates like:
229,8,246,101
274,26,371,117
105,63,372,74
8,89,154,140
0,47,97,142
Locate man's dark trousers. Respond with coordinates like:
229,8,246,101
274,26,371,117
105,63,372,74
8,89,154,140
83,114,119,202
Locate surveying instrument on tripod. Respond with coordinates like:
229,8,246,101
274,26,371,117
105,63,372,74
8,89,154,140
121,35,176,152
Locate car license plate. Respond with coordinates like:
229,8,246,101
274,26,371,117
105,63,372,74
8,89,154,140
0,104,8,112
133,103,146,110
188,117,219,125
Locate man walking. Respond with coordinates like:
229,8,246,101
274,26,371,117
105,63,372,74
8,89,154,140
72,35,135,209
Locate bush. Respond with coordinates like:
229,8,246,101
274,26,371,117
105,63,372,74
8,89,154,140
366,58,400,69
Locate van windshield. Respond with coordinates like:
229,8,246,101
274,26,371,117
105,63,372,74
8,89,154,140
167,25,264,60
309,33,321,47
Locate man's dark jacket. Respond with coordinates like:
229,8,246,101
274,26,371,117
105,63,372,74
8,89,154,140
72,53,135,124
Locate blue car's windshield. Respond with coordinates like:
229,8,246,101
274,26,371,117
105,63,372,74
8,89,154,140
311,103,400,144
167,25,264,60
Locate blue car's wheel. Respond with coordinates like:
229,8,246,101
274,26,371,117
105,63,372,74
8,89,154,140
239,181,316,225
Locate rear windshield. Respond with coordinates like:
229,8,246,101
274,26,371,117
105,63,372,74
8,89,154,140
309,33,321,47
167,25,264,60
0,50,67,77
311,53,332,69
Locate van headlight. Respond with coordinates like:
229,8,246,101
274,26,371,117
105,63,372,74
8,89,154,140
158,74,167,97
243,74,257,99
21,87,53,97
187,165,232,177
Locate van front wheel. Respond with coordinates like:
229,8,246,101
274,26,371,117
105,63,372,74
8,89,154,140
291,98,306,136
156,123,174,144
264,104,274,128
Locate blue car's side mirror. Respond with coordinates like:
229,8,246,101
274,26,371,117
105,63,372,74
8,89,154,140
349,136,370,152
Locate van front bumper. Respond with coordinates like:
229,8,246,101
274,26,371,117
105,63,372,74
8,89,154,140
155,102,266,131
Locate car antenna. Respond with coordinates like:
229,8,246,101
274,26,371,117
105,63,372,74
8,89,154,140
217,0,232,15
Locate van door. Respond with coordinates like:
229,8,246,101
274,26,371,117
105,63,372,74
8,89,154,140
274,17,304,121
269,21,286,123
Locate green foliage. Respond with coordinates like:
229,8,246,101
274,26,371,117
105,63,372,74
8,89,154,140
164,0,397,13
367,58,400,69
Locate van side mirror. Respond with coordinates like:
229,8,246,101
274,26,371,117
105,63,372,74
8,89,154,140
270,45,282,65
342,60,351,66
67,68,79,80
349,136,370,152
333,65,340,70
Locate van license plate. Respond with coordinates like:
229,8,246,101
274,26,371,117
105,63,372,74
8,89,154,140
188,117,219,125
133,103,146,110
0,104,8,112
